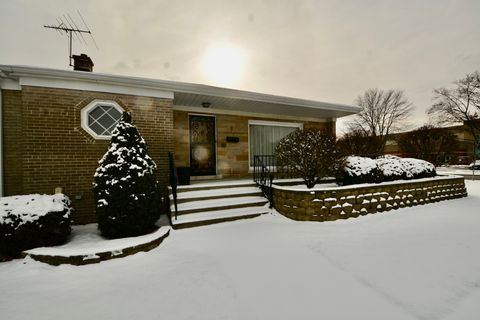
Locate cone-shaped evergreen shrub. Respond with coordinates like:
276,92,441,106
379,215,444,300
94,112,160,239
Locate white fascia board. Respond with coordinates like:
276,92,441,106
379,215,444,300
0,65,174,99
0,79,21,90
0,65,360,114
18,76,174,99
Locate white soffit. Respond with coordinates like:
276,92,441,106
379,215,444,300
174,92,357,119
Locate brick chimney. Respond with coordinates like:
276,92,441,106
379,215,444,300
72,54,94,72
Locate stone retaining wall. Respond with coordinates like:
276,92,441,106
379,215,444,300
273,176,467,222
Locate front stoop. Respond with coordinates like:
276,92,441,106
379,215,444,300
170,180,270,229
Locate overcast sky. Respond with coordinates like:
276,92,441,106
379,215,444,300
1,0,479,132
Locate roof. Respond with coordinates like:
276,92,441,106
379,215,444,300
0,65,360,120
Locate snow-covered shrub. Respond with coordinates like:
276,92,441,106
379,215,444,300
337,156,383,185
338,155,436,185
375,155,407,181
0,194,72,257
94,112,160,239
275,128,340,188
401,158,436,179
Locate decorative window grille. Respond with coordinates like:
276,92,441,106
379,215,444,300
81,100,123,139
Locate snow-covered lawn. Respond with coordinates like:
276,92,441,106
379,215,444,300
437,166,480,177
1,181,480,320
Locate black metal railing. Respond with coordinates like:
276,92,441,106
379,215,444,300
253,155,275,208
253,155,297,181
168,152,178,222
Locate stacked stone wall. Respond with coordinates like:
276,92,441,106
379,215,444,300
273,177,467,221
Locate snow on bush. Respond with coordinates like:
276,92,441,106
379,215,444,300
402,158,436,178
339,155,436,185
94,112,160,239
376,155,407,181
0,194,72,257
343,156,377,176
338,156,383,185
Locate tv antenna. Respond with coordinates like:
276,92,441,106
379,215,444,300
44,10,98,67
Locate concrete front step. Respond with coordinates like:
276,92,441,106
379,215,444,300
172,196,269,215
172,180,256,193
171,206,269,229
168,179,270,229
171,186,262,203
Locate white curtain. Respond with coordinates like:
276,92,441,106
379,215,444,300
249,124,298,164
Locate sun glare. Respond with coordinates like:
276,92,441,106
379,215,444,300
201,44,246,87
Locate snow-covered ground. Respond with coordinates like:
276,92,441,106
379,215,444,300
1,181,480,320
25,223,170,257
437,166,480,177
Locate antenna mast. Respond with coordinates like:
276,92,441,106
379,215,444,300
44,11,98,67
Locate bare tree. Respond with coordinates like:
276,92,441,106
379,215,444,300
336,128,381,157
348,88,413,155
428,71,480,150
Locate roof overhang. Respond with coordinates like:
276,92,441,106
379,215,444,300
0,65,361,120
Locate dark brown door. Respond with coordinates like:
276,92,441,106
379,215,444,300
189,115,216,176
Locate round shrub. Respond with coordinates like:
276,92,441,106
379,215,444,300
376,155,407,181
401,158,436,179
275,128,339,188
94,112,160,239
338,156,383,185
0,194,72,258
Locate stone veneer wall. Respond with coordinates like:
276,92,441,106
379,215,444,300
173,110,335,178
2,87,174,224
273,176,467,222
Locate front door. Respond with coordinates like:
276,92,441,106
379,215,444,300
189,115,216,176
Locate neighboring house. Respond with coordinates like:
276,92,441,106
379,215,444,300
385,123,480,165
0,64,360,223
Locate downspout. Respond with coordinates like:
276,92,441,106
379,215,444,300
0,68,7,197
0,88,3,196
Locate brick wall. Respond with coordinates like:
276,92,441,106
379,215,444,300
2,87,174,224
2,90,23,195
173,110,334,178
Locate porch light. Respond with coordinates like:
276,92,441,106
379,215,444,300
202,102,211,108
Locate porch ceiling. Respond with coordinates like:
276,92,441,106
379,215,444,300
174,92,360,119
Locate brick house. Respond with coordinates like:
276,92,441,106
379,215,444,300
0,65,360,223
384,123,480,165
